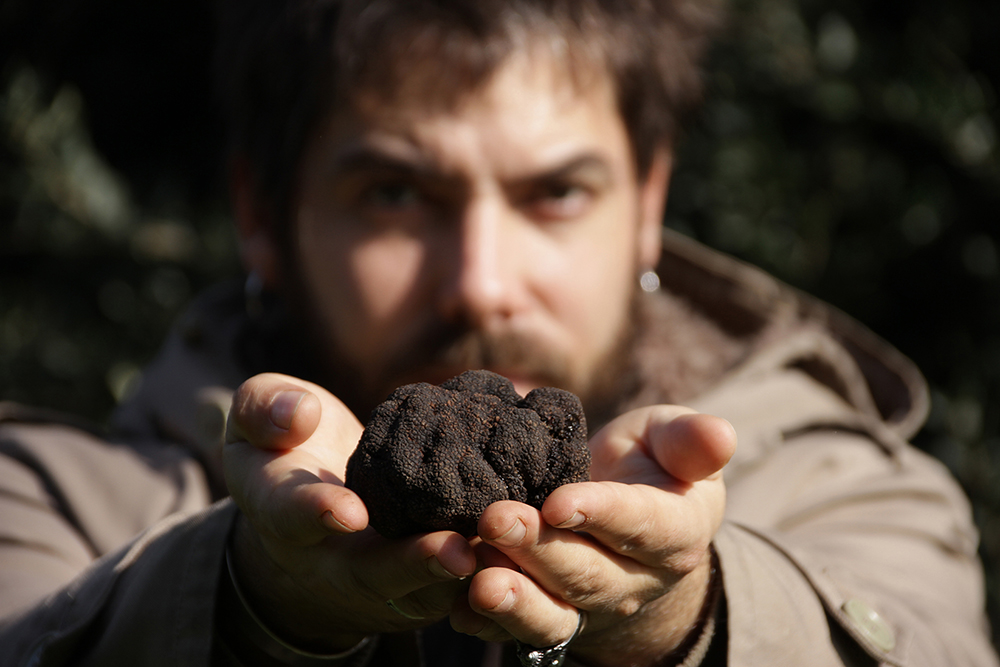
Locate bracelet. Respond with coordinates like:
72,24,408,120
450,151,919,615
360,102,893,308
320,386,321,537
220,545,377,666
672,546,723,667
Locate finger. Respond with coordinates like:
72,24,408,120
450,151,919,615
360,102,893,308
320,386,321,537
464,566,580,646
542,481,718,573
385,578,471,622
647,412,737,482
472,539,520,571
226,373,322,449
341,531,476,624
450,593,496,638
224,440,369,542
478,501,661,615
448,539,534,637
352,531,477,603
589,406,736,483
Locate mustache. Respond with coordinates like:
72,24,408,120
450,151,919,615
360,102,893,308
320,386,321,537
381,321,570,389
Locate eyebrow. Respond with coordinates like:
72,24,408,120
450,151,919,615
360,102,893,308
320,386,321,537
327,146,437,179
526,154,614,187
327,144,615,187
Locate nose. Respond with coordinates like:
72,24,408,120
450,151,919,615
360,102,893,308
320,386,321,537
436,197,520,326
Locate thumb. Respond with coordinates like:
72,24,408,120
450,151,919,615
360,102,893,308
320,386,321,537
646,411,737,483
226,373,323,450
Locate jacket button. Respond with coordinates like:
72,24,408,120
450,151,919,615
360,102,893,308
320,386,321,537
842,598,896,652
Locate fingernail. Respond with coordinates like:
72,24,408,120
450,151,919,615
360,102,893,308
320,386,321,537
460,616,491,637
493,519,526,547
487,589,514,613
322,510,354,533
555,512,586,529
270,391,306,430
427,557,464,580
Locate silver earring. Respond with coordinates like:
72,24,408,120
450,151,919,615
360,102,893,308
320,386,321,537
639,270,660,293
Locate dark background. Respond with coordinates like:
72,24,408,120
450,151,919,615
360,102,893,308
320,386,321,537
1,0,998,648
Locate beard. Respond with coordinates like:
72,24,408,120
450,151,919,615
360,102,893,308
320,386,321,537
275,270,643,431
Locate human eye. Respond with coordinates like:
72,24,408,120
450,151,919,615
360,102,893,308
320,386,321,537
522,180,595,222
361,179,421,209
347,175,436,232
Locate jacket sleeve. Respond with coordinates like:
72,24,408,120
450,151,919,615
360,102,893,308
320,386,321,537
694,364,999,667
0,414,232,666
0,415,418,667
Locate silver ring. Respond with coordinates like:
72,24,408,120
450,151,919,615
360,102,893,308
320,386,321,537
385,598,425,620
514,610,586,667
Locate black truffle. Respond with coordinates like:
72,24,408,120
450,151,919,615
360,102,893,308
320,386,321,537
345,370,590,538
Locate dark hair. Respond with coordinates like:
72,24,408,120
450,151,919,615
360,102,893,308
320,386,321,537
215,0,724,229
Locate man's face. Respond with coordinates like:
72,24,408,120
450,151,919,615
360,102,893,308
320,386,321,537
284,52,667,419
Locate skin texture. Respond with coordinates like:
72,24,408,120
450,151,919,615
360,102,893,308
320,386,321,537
225,374,734,664
225,51,736,666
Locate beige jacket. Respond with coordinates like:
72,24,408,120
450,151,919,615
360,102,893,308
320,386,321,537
0,230,996,666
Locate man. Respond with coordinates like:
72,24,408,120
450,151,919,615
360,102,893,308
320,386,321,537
0,0,996,665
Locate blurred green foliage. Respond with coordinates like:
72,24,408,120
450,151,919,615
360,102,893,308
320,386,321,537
1,0,998,648
0,0,238,417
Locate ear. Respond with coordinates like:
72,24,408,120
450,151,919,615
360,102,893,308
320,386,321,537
636,148,672,272
231,157,283,289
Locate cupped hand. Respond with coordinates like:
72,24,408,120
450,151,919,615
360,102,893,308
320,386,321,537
223,373,477,652
451,405,736,667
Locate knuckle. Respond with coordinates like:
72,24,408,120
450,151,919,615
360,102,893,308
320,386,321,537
613,595,644,618
558,561,606,606
616,516,660,556
264,498,304,543
558,562,665,619
669,545,708,576
537,614,579,646
269,513,304,543
349,563,392,604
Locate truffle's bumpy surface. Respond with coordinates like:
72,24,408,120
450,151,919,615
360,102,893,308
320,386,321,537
345,370,590,538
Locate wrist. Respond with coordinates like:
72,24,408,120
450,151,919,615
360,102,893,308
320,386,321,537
661,546,722,667
225,513,371,656
218,542,377,666
569,548,720,667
